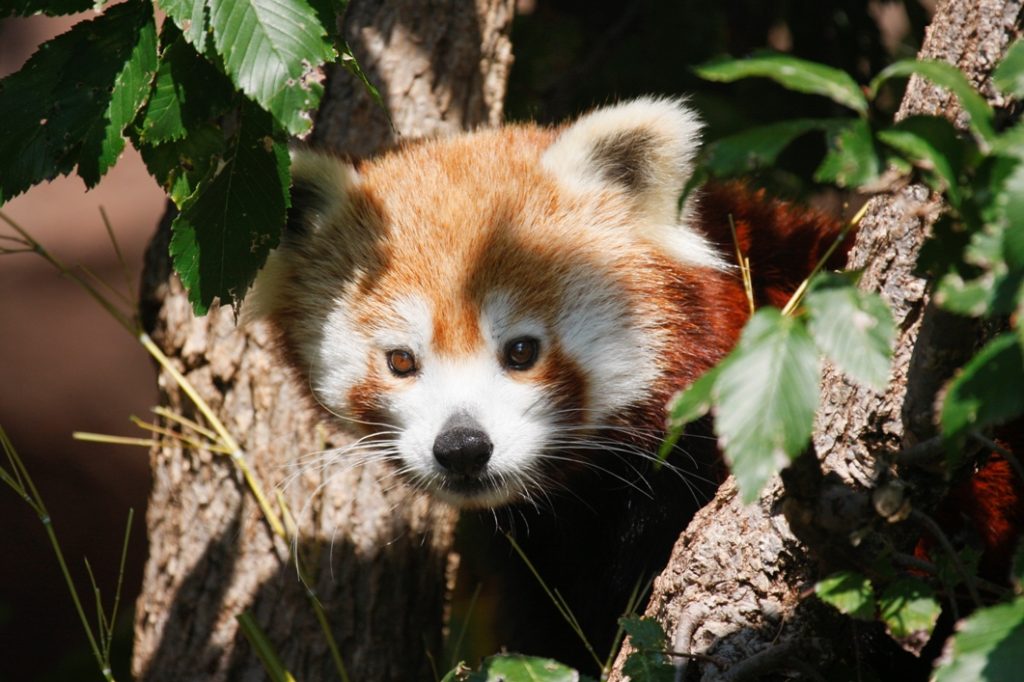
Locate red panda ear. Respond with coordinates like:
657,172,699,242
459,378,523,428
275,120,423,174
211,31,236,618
244,148,359,321
284,147,359,241
541,97,703,224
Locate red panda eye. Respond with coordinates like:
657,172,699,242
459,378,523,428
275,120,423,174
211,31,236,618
504,337,539,371
386,349,417,377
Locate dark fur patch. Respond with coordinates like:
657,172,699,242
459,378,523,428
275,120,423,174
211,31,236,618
587,129,657,191
284,180,320,240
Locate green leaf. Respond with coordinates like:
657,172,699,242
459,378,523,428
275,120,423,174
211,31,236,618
813,118,881,188
78,7,159,187
714,308,820,503
0,0,92,16
138,23,234,143
467,655,582,682
702,118,847,177
933,597,1024,682
138,122,227,206
869,60,996,145
619,617,674,682
0,2,158,199
660,363,723,461
208,0,336,135
696,54,868,115
878,578,941,642
169,104,288,314
876,116,966,208
806,273,894,391
161,0,210,54
620,616,668,651
994,39,1024,99
942,333,1024,444
815,570,876,621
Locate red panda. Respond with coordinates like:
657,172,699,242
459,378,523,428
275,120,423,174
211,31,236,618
247,98,995,670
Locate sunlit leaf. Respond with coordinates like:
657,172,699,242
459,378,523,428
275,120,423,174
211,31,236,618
208,0,336,135
816,570,875,620
994,38,1024,99
806,273,894,391
869,60,996,144
714,308,820,502
161,0,209,54
877,116,967,208
878,578,941,643
942,333,1024,444
696,54,868,115
466,655,583,682
934,598,1024,682
660,363,723,461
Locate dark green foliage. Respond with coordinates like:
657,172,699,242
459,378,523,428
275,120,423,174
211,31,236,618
169,103,289,316
619,617,674,682
0,2,157,200
0,0,342,314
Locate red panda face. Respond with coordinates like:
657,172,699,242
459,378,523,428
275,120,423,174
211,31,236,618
249,98,729,508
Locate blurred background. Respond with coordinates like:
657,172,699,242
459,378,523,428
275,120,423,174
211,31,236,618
0,1,931,678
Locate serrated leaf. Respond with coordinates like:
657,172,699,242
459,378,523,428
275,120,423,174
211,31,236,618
877,116,966,208
878,578,940,644
139,23,234,143
467,655,581,682
994,39,1024,99
806,273,894,391
696,54,868,115
0,2,158,199
78,8,159,187
814,118,881,188
869,59,996,145
933,598,1024,682
620,616,668,651
622,652,674,682
714,308,820,503
702,118,847,177
815,570,875,620
169,104,288,315
942,333,1024,444
161,0,209,54
208,0,336,135
660,363,723,461
0,0,92,16
139,122,227,206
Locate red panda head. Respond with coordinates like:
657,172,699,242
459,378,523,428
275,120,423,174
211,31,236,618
248,98,730,508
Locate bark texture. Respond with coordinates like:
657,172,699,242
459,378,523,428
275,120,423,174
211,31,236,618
132,2,514,680
610,1,1023,679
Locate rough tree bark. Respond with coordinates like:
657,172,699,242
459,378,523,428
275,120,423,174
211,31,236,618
610,1,1023,679
132,2,514,680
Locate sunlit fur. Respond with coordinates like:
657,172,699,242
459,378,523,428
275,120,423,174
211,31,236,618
248,97,848,668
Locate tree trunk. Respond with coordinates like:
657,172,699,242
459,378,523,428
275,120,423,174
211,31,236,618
131,2,514,680
609,1,1023,679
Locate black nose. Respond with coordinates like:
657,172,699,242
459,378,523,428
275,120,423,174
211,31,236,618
433,416,493,476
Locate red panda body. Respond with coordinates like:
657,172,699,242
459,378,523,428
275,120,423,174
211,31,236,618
249,99,851,669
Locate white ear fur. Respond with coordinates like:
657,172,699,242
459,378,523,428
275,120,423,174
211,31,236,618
243,148,359,321
542,97,727,270
541,97,703,224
